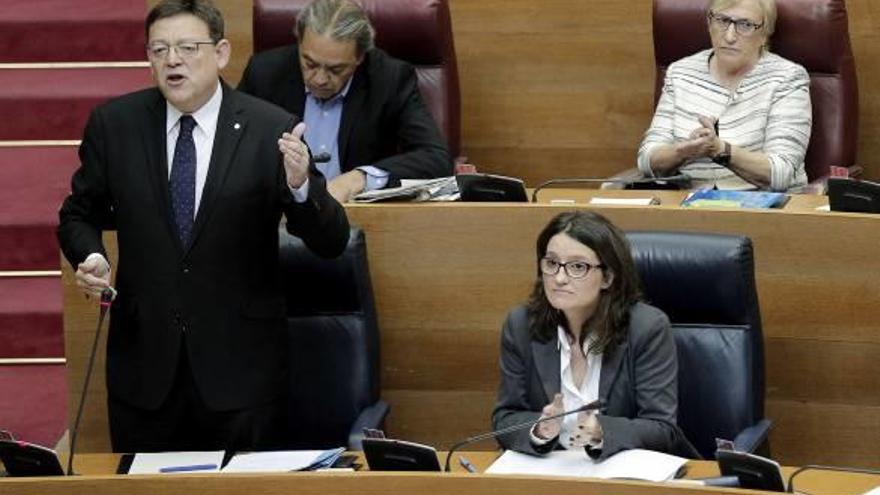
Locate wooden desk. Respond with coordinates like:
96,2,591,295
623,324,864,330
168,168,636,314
3,453,879,495
62,192,880,468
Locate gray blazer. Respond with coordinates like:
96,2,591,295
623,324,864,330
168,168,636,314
492,302,691,459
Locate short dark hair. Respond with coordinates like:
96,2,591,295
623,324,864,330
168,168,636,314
146,0,225,43
526,211,642,354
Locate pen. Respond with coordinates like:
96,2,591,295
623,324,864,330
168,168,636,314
458,456,477,473
158,463,218,473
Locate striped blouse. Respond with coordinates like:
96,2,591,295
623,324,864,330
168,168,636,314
637,49,812,191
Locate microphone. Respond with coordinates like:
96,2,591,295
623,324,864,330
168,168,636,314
312,152,331,163
67,286,116,475
531,175,692,203
443,398,606,472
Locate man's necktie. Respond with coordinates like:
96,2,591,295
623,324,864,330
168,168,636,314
170,115,196,247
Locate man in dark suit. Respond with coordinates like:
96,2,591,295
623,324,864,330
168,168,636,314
237,0,452,203
57,0,349,452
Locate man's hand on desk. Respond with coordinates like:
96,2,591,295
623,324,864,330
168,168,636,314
328,170,367,203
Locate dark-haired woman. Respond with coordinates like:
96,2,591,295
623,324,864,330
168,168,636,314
492,211,690,459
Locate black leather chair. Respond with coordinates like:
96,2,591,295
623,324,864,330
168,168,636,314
278,227,388,450
627,232,770,459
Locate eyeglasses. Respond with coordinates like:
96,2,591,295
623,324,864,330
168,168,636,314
146,41,216,60
707,11,764,36
540,257,603,279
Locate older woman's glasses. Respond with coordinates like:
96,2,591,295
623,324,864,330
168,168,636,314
540,257,603,279
146,41,216,60
707,11,764,36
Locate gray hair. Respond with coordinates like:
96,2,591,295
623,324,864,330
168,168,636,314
295,0,375,56
709,0,777,37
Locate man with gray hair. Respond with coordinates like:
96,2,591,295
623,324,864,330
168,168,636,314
239,0,452,202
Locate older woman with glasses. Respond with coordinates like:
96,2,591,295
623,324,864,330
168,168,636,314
492,211,694,460
637,0,811,191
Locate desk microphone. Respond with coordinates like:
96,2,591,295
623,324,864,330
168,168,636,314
531,175,692,203
443,398,605,472
312,152,331,163
67,286,116,475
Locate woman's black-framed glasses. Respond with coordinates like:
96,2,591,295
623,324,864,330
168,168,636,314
707,11,764,36
540,257,603,279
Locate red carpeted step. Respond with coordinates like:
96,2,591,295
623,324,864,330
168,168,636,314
0,277,63,359
0,146,79,271
0,66,153,141
0,0,145,63
0,365,67,448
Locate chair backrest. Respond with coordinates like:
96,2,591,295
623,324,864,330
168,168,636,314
253,0,461,157
652,0,858,180
627,231,765,459
278,227,381,449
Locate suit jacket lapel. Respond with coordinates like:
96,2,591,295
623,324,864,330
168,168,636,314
189,84,246,252
599,340,628,402
143,91,181,251
338,67,367,171
532,338,560,404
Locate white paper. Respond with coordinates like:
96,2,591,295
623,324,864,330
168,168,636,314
589,197,659,206
128,451,224,474
860,487,880,495
353,177,457,203
486,448,686,482
221,450,329,473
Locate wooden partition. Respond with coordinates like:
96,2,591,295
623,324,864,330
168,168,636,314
148,0,880,183
64,195,880,468
5,454,880,495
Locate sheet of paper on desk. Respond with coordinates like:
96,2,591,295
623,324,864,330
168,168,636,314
128,450,224,474
353,177,458,203
486,448,686,482
589,197,660,206
222,448,344,473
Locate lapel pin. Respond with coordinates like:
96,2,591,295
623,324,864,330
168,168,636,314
233,123,241,130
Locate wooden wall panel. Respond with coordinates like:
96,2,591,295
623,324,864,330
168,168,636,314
64,199,880,468
147,0,878,185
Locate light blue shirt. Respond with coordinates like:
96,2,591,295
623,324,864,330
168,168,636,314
303,78,389,191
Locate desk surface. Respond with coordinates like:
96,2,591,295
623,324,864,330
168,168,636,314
3,453,879,495
62,190,880,467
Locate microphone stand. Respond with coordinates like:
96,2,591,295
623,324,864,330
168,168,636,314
443,399,605,472
67,287,115,476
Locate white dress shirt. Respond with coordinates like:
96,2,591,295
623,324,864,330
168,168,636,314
165,81,222,216
531,326,603,449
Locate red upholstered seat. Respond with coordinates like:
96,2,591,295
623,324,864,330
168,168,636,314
252,0,462,157
0,67,152,141
653,0,859,181
0,0,146,62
